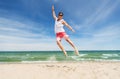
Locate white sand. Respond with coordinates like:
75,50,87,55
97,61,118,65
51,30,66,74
0,62,120,79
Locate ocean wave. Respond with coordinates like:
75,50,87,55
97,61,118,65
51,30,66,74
79,54,88,57
21,61,59,63
101,56,108,59
102,54,119,57
46,55,57,61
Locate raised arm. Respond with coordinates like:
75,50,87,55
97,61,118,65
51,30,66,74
52,5,57,20
63,21,75,32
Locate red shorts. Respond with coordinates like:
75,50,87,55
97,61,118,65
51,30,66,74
56,32,69,41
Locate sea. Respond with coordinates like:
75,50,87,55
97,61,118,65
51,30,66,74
0,50,120,63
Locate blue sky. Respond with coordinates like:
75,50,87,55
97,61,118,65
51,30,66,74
0,0,120,51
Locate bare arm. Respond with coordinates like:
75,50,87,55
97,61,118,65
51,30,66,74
52,5,57,20
63,21,75,32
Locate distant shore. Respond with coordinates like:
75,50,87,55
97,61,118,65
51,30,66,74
0,61,120,79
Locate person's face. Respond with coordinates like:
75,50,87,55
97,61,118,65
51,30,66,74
58,15,63,19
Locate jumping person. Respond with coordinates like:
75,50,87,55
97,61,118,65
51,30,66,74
52,5,79,57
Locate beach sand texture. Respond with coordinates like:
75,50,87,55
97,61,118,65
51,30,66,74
0,62,120,79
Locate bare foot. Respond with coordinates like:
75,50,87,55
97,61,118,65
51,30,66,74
63,51,68,57
75,48,80,56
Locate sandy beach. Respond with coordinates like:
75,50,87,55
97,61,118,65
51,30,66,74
0,62,120,79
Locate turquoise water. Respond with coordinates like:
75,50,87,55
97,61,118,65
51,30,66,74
0,50,120,63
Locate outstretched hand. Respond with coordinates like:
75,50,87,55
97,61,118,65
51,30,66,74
52,5,54,11
71,29,75,32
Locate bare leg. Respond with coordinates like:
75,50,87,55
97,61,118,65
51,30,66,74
65,38,79,56
56,40,68,57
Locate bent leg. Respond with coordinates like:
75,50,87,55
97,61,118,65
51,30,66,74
65,38,79,56
56,40,68,57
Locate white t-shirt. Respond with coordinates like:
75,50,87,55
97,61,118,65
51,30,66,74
54,18,65,33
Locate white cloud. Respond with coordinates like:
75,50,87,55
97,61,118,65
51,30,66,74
84,0,120,26
72,23,120,50
93,24,120,39
0,17,44,32
0,17,57,51
0,43,58,51
54,0,58,2
0,33,58,51
0,17,49,38
70,0,120,31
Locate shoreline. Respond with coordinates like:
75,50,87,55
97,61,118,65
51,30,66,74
0,61,120,79
0,60,120,64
